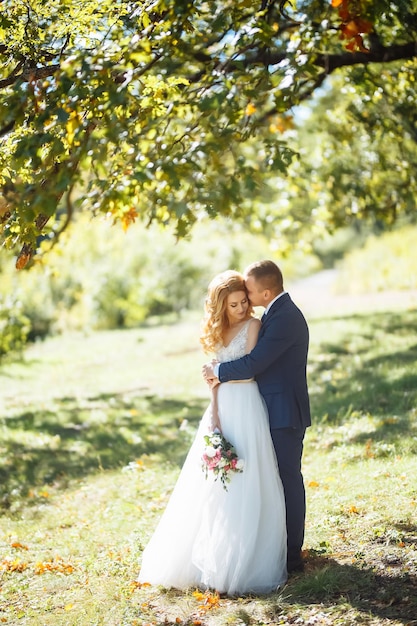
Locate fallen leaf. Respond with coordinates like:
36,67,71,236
11,542,29,550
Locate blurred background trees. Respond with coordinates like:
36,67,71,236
1,0,416,357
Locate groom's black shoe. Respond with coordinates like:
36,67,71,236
287,559,304,574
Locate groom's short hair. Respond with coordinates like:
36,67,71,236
245,260,283,294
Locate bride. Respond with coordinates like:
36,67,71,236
137,270,287,596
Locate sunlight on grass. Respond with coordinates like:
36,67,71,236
1,303,416,624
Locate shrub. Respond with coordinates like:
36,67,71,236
0,296,30,359
0,214,322,344
336,224,417,293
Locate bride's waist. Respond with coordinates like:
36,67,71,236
224,378,255,384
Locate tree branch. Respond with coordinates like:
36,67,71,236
316,41,417,74
187,38,417,85
0,119,16,137
0,64,61,89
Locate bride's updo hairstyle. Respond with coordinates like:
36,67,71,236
200,270,253,354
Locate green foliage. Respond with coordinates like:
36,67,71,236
281,62,417,236
1,216,318,341
312,226,371,268
336,224,417,293
0,295,30,359
0,0,416,267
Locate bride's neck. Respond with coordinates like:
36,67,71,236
228,316,250,329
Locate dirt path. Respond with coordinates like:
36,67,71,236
288,269,417,318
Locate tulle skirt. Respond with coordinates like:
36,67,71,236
138,380,287,595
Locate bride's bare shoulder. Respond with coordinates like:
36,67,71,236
246,317,261,351
248,317,261,330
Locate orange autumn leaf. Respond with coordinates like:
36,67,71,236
129,580,143,591
15,250,31,270
349,505,359,514
269,115,294,134
343,20,360,35
0,558,28,572
11,542,29,550
121,207,138,232
192,591,205,601
332,0,373,52
35,556,74,575
338,5,350,21
308,480,319,488
205,593,220,607
196,591,220,613
356,17,373,33
130,580,151,593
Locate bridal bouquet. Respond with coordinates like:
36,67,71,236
201,431,244,490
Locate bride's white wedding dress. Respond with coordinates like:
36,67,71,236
138,320,287,595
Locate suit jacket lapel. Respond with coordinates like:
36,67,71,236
259,293,289,337
263,293,290,319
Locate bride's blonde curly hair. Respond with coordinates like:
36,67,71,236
200,270,253,354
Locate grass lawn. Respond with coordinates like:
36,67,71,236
1,299,416,626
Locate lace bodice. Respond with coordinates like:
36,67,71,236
216,320,251,363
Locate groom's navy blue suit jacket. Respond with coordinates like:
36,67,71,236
218,292,311,431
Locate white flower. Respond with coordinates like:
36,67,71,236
211,434,222,446
236,459,245,471
204,445,217,458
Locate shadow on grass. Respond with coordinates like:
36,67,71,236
0,390,206,513
309,309,417,445
2,308,416,514
279,554,417,623
141,554,417,625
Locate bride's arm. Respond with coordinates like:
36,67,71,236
209,384,222,432
246,318,261,353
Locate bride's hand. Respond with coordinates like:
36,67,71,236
210,411,222,433
202,360,219,381
202,362,213,381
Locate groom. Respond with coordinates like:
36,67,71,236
203,259,311,574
